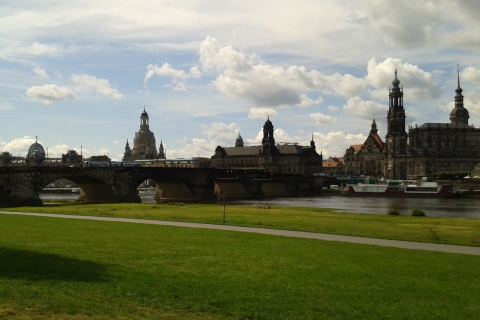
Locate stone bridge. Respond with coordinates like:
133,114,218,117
0,166,324,206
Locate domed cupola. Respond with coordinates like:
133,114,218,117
263,117,273,130
26,137,46,165
450,67,469,126
132,108,158,160
235,134,244,147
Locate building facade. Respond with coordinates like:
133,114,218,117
123,109,166,161
405,72,480,179
211,118,322,176
344,119,384,177
322,157,345,176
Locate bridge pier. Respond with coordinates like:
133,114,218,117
0,171,42,206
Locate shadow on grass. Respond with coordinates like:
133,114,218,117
0,247,108,282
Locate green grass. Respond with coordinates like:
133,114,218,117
1,214,480,319
3,203,480,247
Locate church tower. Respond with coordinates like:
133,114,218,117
261,117,276,154
450,66,469,126
370,119,378,134
385,70,407,179
122,139,133,162
158,140,166,159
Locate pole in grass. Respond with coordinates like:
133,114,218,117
223,196,226,223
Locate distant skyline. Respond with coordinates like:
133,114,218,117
1,1,480,160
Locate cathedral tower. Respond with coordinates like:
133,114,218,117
450,66,469,126
385,70,407,179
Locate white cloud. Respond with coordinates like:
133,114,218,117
199,37,368,106
47,144,69,157
1,136,36,155
168,138,217,159
26,84,76,105
298,95,324,108
32,66,50,79
201,122,239,146
310,112,337,124
313,131,366,157
144,63,202,91
366,57,441,101
344,96,387,120
71,74,123,100
462,67,480,85
248,107,278,119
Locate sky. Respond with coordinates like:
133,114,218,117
1,0,480,160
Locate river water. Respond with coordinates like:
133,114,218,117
39,192,480,218
235,196,480,218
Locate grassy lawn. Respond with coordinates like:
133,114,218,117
3,203,480,247
0,214,480,319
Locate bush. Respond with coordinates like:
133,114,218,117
411,209,426,217
388,208,400,216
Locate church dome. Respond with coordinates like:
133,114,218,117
27,141,45,158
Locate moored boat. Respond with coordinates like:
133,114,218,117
343,181,456,198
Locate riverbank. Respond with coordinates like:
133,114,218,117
1,213,480,319
3,203,480,247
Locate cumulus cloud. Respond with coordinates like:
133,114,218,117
47,144,69,157
248,107,278,119
151,37,440,121
366,57,441,101
310,112,336,124
71,74,123,100
26,84,76,105
201,122,240,146
32,67,50,79
344,96,387,120
298,95,324,108
144,63,201,91
198,37,367,106
0,136,36,155
313,131,366,157
168,138,217,159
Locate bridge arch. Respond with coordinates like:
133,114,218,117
38,174,116,204
132,175,194,203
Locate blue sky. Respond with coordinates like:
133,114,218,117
1,0,480,160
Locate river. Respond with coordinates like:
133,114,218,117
39,192,480,218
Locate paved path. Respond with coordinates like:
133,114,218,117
2,210,480,256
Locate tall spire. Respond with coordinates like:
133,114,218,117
457,65,460,88
392,68,400,88
450,65,469,126
456,64,463,96
370,119,378,134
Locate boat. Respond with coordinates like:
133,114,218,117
343,181,456,198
